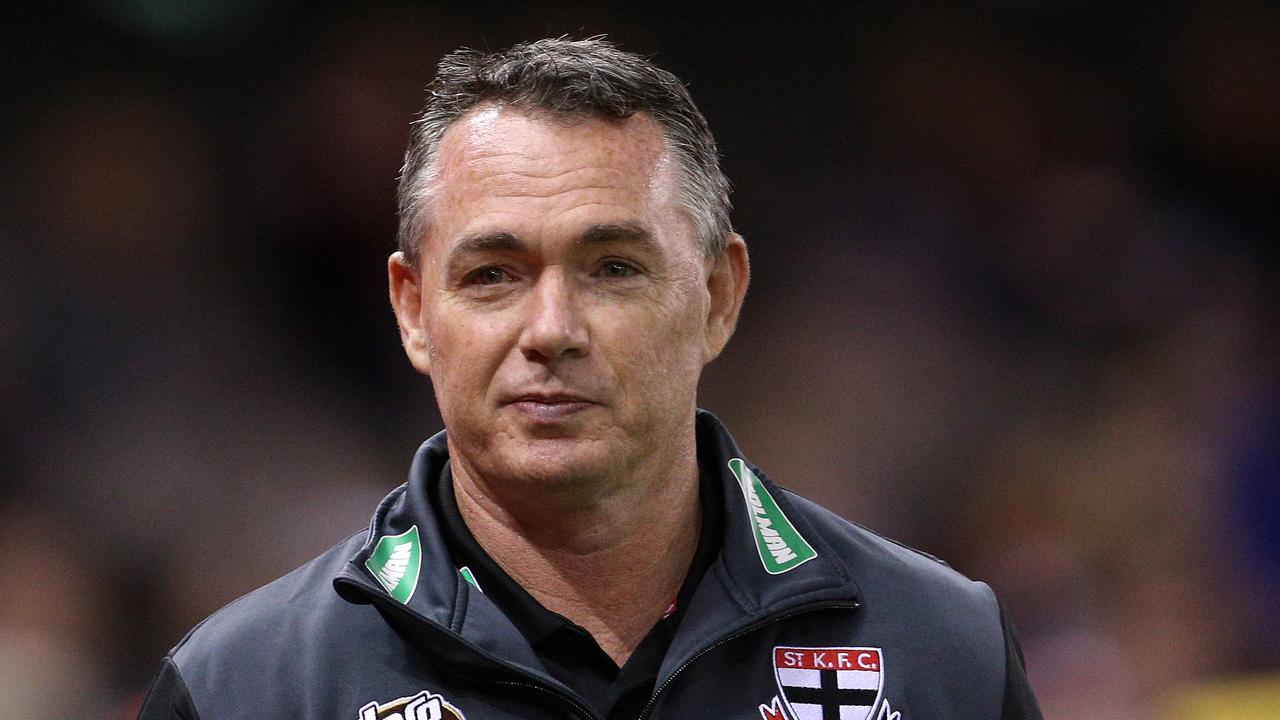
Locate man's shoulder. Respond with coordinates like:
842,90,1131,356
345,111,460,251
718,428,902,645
701,407,999,620
169,530,373,675
759,485,1024,716
780,486,998,612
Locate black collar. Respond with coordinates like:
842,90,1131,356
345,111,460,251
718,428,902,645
431,448,724,653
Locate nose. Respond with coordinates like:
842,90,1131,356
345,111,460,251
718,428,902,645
518,269,589,362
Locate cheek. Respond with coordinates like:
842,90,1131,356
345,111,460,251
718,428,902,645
609,288,707,385
426,310,510,398
654,272,710,350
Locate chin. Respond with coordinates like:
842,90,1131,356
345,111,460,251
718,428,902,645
504,437,615,486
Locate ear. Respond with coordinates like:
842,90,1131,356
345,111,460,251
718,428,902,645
702,232,750,363
388,251,433,377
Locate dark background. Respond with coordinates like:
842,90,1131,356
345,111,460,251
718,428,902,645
3,2,1278,718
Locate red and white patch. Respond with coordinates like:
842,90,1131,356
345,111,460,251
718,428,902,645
758,696,788,720
773,647,884,720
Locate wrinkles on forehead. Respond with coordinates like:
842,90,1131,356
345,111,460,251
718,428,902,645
423,106,683,256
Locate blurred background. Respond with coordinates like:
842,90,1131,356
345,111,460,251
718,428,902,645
2,2,1277,718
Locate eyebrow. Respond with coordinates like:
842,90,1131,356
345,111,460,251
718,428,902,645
442,232,524,278
443,221,658,275
578,220,656,248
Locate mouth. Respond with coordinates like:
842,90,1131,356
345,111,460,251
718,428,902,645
503,393,599,421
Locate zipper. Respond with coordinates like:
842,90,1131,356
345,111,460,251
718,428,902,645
636,600,860,720
491,679,600,720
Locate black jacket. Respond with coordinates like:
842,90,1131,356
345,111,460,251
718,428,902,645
139,411,1042,720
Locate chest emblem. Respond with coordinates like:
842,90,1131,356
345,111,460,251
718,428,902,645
357,690,465,720
773,646,884,720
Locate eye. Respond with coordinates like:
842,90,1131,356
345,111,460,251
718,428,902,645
599,260,639,278
468,266,512,285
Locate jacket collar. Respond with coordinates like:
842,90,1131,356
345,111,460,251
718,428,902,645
333,410,861,683
661,411,861,680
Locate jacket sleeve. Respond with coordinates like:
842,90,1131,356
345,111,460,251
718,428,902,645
999,602,1044,720
137,656,202,720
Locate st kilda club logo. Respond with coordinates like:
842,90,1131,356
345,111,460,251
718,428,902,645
771,647,884,720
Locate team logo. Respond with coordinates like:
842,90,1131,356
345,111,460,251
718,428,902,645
357,690,465,720
758,695,789,720
761,693,901,720
773,646,884,720
365,525,422,604
728,459,817,574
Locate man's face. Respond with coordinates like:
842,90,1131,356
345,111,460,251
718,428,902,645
390,106,744,492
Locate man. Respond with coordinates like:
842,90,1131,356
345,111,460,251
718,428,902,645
139,38,1041,720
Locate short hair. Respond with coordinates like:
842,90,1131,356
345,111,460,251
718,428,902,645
396,37,732,266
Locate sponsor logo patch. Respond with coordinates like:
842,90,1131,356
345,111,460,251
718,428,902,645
774,646,884,720
357,690,464,720
728,459,818,574
365,525,422,604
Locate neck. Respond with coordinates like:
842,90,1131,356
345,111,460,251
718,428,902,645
450,434,701,667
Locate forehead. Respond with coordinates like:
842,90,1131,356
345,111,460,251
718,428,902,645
438,104,670,170
427,105,679,232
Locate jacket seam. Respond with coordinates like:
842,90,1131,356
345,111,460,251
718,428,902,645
159,655,202,720
354,482,410,557
711,557,754,614
449,567,469,633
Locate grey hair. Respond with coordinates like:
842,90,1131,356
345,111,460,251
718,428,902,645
395,37,732,266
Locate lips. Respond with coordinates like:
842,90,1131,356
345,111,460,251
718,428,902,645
508,392,593,404
502,392,599,421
